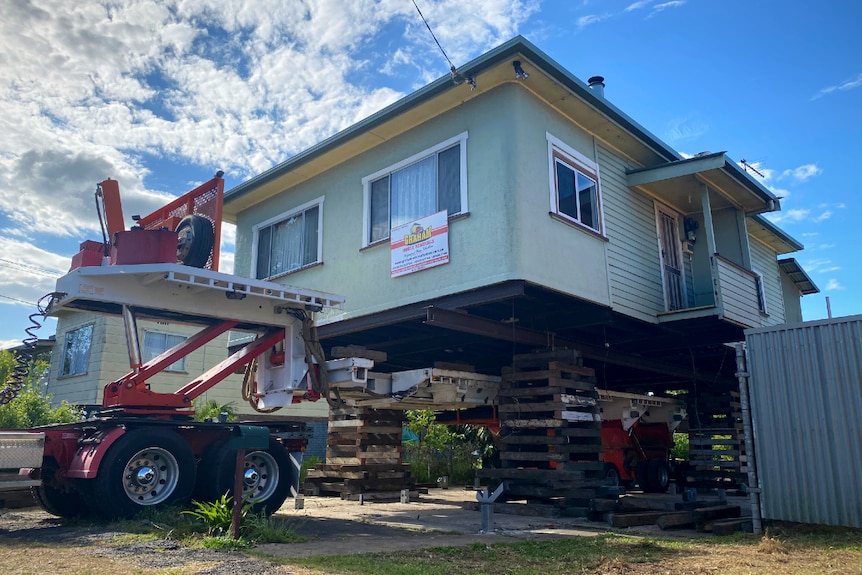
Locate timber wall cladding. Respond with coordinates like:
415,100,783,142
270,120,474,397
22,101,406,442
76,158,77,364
479,351,604,514
303,406,416,501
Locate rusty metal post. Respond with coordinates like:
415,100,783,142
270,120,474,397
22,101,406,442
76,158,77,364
231,449,245,539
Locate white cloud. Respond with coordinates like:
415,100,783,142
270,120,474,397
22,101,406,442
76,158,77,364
781,164,822,182
651,1,686,14
664,115,708,142
625,0,652,11
577,14,610,27
0,238,67,309
812,72,862,100
765,208,809,224
0,0,539,242
825,279,844,291
814,210,832,223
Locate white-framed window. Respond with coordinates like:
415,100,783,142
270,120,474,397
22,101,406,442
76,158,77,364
60,323,94,377
547,133,603,234
253,197,323,280
362,132,468,246
143,331,188,372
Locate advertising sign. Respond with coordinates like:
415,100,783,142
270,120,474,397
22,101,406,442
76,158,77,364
390,210,449,278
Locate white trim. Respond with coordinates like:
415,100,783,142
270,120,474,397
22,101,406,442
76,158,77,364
546,132,598,173
753,269,768,315
361,131,468,247
252,196,325,280
546,132,603,234
654,201,688,311
142,329,189,373
59,322,95,378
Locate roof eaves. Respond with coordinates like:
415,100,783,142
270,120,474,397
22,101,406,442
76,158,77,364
778,258,820,295
226,36,684,207
752,214,804,252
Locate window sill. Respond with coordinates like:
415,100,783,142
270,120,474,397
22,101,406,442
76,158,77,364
549,212,608,242
361,212,470,252
262,261,323,281
58,372,88,380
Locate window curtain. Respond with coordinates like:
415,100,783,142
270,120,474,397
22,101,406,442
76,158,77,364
62,324,93,376
271,215,304,275
391,155,436,230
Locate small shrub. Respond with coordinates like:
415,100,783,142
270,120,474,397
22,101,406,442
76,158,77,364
182,493,246,536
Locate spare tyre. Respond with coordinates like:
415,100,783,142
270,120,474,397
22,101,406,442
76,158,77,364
176,214,214,268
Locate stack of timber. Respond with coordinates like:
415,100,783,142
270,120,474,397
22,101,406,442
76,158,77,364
303,407,416,501
478,351,604,517
590,493,751,534
682,388,747,489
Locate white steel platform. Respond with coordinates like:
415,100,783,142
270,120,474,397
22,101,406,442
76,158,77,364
49,263,344,330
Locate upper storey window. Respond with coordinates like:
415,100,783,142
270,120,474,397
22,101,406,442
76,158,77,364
363,132,468,246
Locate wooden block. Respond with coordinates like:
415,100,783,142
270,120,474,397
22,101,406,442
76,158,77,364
330,345,388,362
710,518,753,535
609,511,669,528
656,511,697,530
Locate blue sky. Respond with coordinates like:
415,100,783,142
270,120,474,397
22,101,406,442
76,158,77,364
1,0,859,347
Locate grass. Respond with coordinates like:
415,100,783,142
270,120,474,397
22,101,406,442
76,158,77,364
270,523,862,575
3,503,860,575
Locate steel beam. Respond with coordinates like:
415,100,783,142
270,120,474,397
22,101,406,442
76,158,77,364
424,306,734,386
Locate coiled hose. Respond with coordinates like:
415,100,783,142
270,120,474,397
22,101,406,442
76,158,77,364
0,293,57,405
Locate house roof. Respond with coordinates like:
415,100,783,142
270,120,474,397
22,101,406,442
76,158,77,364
224,35,686,219
747,214,804,255
778,258,820,295
626,151,781,216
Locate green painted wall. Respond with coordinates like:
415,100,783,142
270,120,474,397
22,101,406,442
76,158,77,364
235,83,615,322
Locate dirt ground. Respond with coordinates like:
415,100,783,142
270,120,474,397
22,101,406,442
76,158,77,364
0,488,736,574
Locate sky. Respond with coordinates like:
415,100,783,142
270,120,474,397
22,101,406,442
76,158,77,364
0,0,859,348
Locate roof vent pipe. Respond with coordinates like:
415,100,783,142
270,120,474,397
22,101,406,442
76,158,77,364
588,76,605,98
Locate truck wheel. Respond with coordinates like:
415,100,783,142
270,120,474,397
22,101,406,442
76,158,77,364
176,214,214,268
32,468,90,518
196,437,294,516
635,460,649,491
603,463,621,487
647,459,670,493
85,429,196,519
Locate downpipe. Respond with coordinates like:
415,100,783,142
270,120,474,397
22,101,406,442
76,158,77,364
735,342,763,534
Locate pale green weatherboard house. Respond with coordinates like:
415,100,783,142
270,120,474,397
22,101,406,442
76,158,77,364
44,37,818,455
223,36,817,387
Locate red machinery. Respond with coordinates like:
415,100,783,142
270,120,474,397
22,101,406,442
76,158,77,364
10,176,370,519
598,390,687,492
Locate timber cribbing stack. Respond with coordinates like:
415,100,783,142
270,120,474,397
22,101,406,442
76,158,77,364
303,407,416,501
683,388,747,489
478,351,604,517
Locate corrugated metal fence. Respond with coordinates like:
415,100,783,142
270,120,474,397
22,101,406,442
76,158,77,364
745,315,862,528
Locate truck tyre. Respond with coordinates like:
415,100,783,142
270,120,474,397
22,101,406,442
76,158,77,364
83,428,196,519
635,460,649,491
32,465,90,518
196,436,294,516
176,214,214,268
647,459,670,493
603,463,621,487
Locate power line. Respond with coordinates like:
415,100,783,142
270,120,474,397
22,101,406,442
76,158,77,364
0,258,63,278
0,293,36,306
410,0,475,89
411,0,455,71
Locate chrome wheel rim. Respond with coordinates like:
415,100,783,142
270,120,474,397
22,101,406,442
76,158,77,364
122,447,180,505
242,450,279,503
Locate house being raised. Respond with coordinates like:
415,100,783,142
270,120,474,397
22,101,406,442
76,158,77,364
225,37,819,493
225,36,815,381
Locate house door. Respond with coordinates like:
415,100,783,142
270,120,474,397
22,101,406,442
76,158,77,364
657,206,685,311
